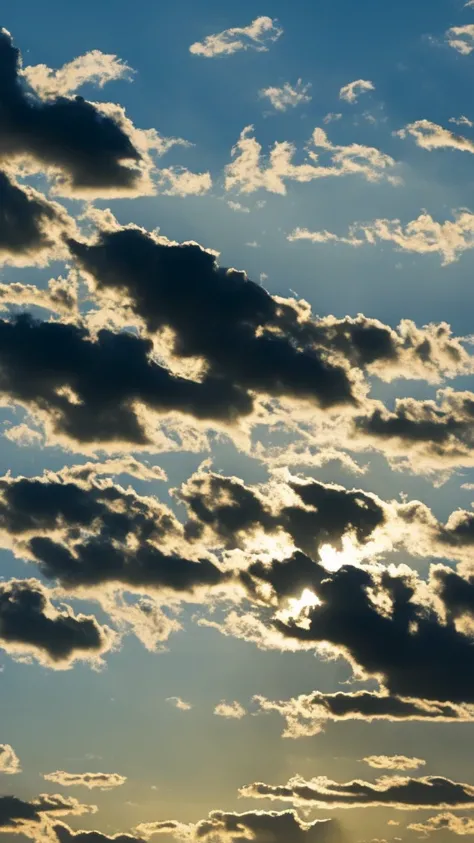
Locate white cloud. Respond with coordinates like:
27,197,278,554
157,167,212,196
0,744,21,775
224,125,397,195
449,116,474,127
166,696,192,711
339,79,375,104
23,50,134,98
363,756,426,772
259,79,312,112
397,119,474,153
42,771,127,790
189,16,282,58
446,24,474,54
288,210,474,265
214,701,247,719
227,200,251,213
323,112,342,124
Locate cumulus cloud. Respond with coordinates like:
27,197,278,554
396,119,474,154
225,126,397,195
363,756,426,772
189,17,283,58
0,745,21,774
409,813,474,835
253,692,473,738
0,578,115,669
446,24,474,54
339,79,375,104
240,774,474,809
449,116,473,127
214,701,246,719
0,29,187,198
0,170,76,267
155,167,212,197
23,51,134,99
288,210,474,265
0,793,95,841
42,773,126,790
0,273,78,316
166,697,192,711
259,80,312,112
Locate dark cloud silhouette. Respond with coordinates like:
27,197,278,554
180,469,385,558
240,774,474,809
244,554,474,702
0,793,93,831
68,225,358,410
0,29,152,196
253,691,473,738
0,170,74,266
54,829,140,843
0,315,252,449
0,578,114,667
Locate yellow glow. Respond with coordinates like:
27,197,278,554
276,588,321,629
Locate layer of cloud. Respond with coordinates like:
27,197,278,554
339,80,375,104
240,774,474,809
23,51,134,98
363,756,426,771
288,210,474,265
42,772,127,790
189,17,283,58
259,80,312,112
0,745,21,774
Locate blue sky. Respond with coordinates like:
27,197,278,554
2,3,474,843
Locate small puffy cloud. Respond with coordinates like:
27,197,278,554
363,756,426,771
189,17,282,58
42,773,126,790
22,50,134,99
323,113,342,124
214,701,246,719
339,79,375,104
166,697,192,711
409,813,474,835
156,167,212,196
446,24,474,54
288,210,474,265
240,774,474,809
0,745,21,775
225,125,397,195
396,119,474,153
259,80,312,112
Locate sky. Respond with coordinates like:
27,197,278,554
3,2,474,843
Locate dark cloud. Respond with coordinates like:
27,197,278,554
68,225,358,410
189,810,344,843
54,828,138,843
0,170,74,266
0,578,114,667
0,315,252,450
0,29,152,196
240,774,474,809
180,469,385,558
253,691,473,738
245,554,474,702
0,794,93,831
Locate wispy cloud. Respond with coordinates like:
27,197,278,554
259,79,312,112
189,17,283,58
214,701,247,719
23,50,134,98
397,119,474,153
446,24,474,54
363,755,426,772
166,696,193,711
42,772,127,790
339,79,375,104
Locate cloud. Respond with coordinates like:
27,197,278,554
189,17,283,58
259,80,312,112
363,756,426,772
0,274,78,316
0,578,115,669
0,793,95,841
155,167,212,196
214,701,246,719
449,116,473,127
396,119,474,154
323,113,342,124
253,692,473,738
240,774,474,809
42,773,126,790
0,170,76,267
0,29,186,198
446,24,474,54
0,745,21,774
166,697,192,711
409,813,474,835
22,51,134,98
225,125,397,194
288,210,474,265
339,80,375,104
